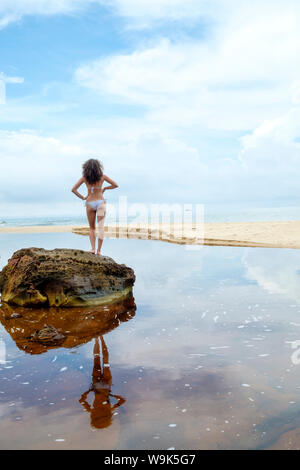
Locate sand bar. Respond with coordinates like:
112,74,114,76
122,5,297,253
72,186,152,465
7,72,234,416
1,221,300,249
0,225,74,234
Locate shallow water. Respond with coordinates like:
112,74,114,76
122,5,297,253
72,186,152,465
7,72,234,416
1,233,300,449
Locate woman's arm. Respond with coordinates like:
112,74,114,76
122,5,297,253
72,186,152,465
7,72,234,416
71,177,86,200
111,393,126,410
102,174,118,193
79,390,92,412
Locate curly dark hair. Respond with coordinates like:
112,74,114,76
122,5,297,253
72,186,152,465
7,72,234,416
82,159,103,185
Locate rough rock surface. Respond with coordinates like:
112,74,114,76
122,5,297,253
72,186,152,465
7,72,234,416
30,325,66,345
0,248,135,307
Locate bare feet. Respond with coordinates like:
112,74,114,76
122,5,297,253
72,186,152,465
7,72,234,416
88,249,95,255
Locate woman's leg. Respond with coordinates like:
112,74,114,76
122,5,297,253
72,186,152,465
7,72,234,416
86,204,96,253
100,336,112,385
96,203,106,255
96,216,105,255
92,337,102,383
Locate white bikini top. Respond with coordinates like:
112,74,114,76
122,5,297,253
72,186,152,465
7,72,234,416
90,186,101,194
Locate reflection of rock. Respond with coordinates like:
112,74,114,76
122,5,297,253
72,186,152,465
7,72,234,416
30,325,65,345
0,296,136,354
0,247,135,307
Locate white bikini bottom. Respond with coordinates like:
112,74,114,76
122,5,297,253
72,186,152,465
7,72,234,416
86,199,105,211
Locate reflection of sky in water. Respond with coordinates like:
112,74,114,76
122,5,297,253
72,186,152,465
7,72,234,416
1,234,300,449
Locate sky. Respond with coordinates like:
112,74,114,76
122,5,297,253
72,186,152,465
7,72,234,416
0,0,300,217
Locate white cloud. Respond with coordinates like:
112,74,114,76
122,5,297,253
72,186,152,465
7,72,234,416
0,0,93,28
55,121,207,201
243,249,300,303
72,1,300,205
0,124,202,217
75,1,300,130
0,73,24,105
0,73,24,85
239,107,300,170
1,0,300,210
0,0,226,29
99,0,215,27
2,100,300,218
0,130,84,205
0,0,297,37
0,121,239,217
100,0,298,31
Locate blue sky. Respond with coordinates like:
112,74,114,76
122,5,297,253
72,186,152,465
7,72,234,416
0,0,300,217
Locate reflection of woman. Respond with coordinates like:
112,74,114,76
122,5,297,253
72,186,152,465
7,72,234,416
79,336,125,429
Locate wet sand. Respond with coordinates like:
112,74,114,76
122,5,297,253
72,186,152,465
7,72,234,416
1,220,300,249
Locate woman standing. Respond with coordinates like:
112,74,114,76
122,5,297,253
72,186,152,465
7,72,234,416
72,158,118,255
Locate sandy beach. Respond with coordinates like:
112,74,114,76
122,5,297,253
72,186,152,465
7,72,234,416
1,220,300,249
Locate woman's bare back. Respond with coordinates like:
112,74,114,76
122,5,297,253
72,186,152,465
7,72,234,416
84,176,105,202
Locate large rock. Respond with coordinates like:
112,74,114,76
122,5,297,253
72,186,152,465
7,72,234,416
0,248,135,307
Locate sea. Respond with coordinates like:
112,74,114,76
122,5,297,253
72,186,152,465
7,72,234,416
1,200,300,227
